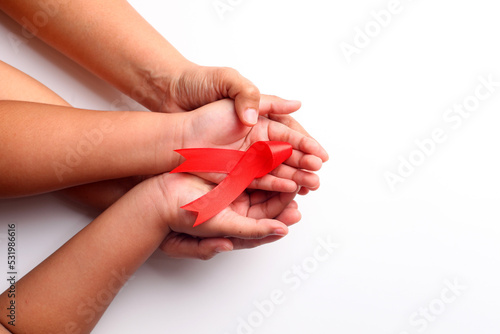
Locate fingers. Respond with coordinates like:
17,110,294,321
275,201,301,226
229,202,301,250
285,151,323,171
221,69,300,126
270,164,320,191
159,233,287,260
159,233,233,260
184,157,320,193
298,186,310,196
247,190,298,220
267,119,329,163
198,209,289,240
248,174,297,192
266,105,329,164
219,68,261,126
203,67,302,127
191,171,298,193
234,90,303,125
268,113,311,137
247,193,301,225
258,95,302,115
159,199,301,259
159,187,302,259
235,91,260,127
230,235,285,250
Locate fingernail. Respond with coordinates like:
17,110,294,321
215,246,231,253
244,108,258,125
273,228,288,237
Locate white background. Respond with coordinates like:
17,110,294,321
1,0,500,333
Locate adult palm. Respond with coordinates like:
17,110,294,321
155,173,301,260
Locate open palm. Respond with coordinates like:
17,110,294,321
180,97,328,193
155,173,300,260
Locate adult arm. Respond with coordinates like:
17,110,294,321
0,0,263,125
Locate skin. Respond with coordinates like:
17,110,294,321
0,0,265,125
0,0,329,203
0,62,322,208
0,97,325,198
0,1,329,331
0,171,301,333
0,61,315,257
0,61,326,333
0,61,327,199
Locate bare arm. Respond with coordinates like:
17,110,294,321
0,101,181,197
0,179,170,332
0,60,149,208
0,61,326,201
0,0,185,110
0,0,263,124
0,170,297,333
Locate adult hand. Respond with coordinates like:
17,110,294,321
156,64,301,126
154,173,301,260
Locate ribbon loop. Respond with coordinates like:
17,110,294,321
171,141,292,226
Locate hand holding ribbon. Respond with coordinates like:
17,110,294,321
171,141,292,226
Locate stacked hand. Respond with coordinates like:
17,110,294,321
0,2,330,332
150,97,328,260
157,64,264,126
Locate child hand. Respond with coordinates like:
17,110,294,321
178,97,328,194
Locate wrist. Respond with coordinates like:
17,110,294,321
147,173,190,234
132,57,195,113
151,173,209,233
101,176,173,247
153,111,189,173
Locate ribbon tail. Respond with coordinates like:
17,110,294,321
182,158,263,226
176,141,293,226
182,173,256,226
171,148,244,174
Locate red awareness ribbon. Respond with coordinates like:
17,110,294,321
170,141,293,226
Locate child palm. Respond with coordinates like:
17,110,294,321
181,98,328,193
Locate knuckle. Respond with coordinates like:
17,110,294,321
197,250,215,261
219,67,239,78
243,241,261,250
291,168,302,183
242,85,260,98
247,229,267,239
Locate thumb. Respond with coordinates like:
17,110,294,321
233,84,261,126
259,95,302,115
217,67,261,126
159,233,234,260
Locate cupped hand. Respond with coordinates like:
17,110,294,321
153,173,301,260
157,64,264,126
267,112,330,195
179,97,328,193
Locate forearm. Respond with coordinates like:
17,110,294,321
0,101,182,197
58,175,148,211
0,180,170,333
0,60,149,208
0,0,189,111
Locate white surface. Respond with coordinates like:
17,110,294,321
1,1,500,333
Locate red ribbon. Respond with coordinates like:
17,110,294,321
171,141,293,226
